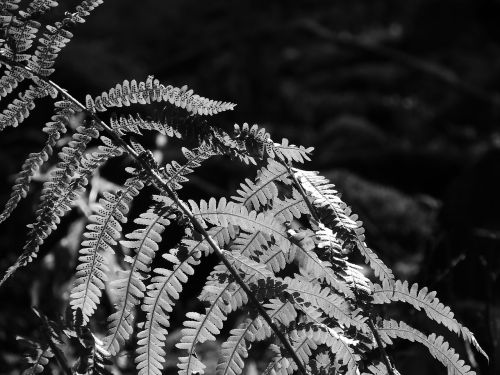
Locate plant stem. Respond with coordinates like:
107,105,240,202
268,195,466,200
0,57,309,375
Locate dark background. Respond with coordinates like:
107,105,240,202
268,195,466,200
0,0,499,374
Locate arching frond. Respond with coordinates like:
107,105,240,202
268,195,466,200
373,279,487,359
377,320,476,375
86,76,236,116
70,177,143,322
104,203,175,355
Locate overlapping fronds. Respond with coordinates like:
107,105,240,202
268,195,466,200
294,168,394,286
189,197,291,252
285,276,369,333
377,320,476,375
104,202,175,355
233,123,314,164
86,75,236,116
217,301,297,375
0,137,122,287
232,158,291,211
70,177,143,322
372,279,487,359
271,190,309,223
264,331,317,375
0,99,68,223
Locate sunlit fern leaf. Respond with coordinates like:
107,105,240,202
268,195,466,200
189,197,291,252
377,319,476,375
271,190,308,223
217,300,297,375
178,252,274,375
0,137,122,287
288,228,357,299
104,203,175,355
70,177,143,322
136,246,205,375
232,158,291,211
285,276,369,333
17,336,54,375
372,279,487,359
0,100,67,223
294,168,394,286
86,75,236,116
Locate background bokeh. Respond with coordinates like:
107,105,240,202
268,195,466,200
1,0,499,374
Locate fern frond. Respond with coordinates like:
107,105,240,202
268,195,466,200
189,197,291,252
373,279,487,359
70,177,143,322
136,246,205,375
377,319,476,375
294,169,394,286
104,203,175,355
285,276,369,333
0,66,30,100
86,76,236,116
232,158,291,211
0,100,67,223
0,137,121,287
110,113,181,138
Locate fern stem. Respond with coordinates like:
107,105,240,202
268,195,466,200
0,57,309,375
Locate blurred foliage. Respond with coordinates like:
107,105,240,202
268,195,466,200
1,0,499,374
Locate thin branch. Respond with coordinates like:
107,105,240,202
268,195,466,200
0,56,309,375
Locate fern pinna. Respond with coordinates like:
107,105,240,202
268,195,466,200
0,1,488,375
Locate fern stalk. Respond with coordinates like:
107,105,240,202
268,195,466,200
0,58,309,375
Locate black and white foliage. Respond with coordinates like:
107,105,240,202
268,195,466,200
0,1,488,375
